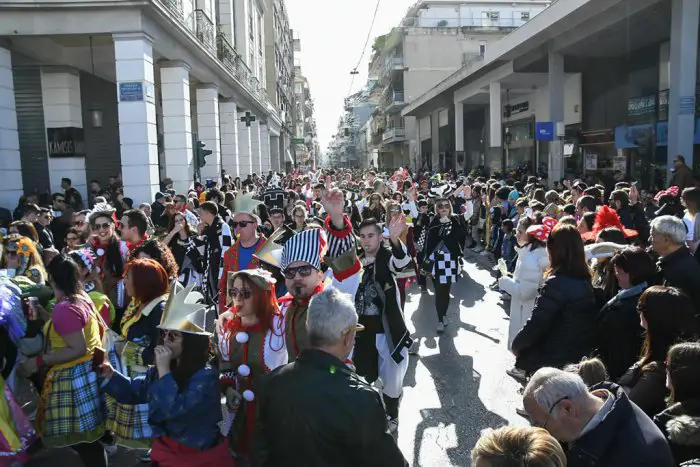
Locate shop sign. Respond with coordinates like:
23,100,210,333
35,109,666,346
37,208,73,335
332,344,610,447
680,96,696,115
535,122,554,141
503,101,529,118
656,119,700,146
614,124,654,149
119,82,144,102
579,130,614,146
627,95,656,123
46,127,85,158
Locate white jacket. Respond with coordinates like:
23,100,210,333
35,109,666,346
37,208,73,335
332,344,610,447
498,245,549,349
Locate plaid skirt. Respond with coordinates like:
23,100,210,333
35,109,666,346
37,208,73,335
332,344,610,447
38,360,105,447
105,351,152,447
430,250,460,284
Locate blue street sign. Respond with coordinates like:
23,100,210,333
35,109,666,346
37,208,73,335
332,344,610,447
535,122,554,141
679,96,696,115
119,82,144,102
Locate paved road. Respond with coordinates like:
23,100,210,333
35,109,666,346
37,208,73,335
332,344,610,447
25,252,525,466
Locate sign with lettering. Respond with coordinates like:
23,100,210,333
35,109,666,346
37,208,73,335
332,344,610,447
504,101,529,118
535,122,554,141
46,127,85,158
627,95,656,123
680,96,696,115
119,81,144,102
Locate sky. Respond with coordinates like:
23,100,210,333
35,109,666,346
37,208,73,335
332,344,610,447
286,0,416,152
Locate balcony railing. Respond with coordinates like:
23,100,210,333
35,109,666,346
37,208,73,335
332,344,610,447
195,10,215,53
383,127,406,141
162,0,183,20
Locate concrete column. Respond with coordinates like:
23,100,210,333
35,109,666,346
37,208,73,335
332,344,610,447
489,81,503,173
270,134,280,172
430,111,440,170
160,61,193,194
219,99,239,177
217,0,235,44
114,33,159,204
548,51,565,183
260,122,270,174
238,112,252,177
40,68,87,199
250,119,262,175
455,101,465,173
0,46,22,209
668,0,700,177
196,84,221,182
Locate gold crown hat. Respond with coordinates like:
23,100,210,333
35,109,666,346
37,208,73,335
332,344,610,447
232,192,263,222
252,225,293,270
158,282,212,336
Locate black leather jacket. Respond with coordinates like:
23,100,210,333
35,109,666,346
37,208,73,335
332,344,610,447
251,349,408,467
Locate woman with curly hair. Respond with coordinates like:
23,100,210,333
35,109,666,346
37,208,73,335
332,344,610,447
88,208,129,308
216,269,286,458
130,239,179,282
162,212,195,273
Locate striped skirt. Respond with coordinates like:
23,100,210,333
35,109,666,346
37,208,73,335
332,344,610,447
104,351,152,447
37,360,105,448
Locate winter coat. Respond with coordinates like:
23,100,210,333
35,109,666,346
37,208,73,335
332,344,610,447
658,246,700,316
595,283,647,381
251,349,408,467
654,398,700,465
617,361,667,418
498,245,549,348
567,382,675,467
511,273,596,374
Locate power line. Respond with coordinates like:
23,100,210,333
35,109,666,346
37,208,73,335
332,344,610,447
346,0,382,96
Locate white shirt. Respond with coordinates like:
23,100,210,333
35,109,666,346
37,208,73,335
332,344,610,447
683,211,695,242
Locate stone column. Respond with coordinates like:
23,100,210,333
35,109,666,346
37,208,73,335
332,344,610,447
270,134,280,172
160,61,193,194
430,111,440,170
0,46,22,208
668,0,700,177
238,111,252,177
40,68,87,198
454,100,465,173
250,118,262,175
488,81,503,173
548,50,565,183
196,84,221,182
219,99,239,177
114,33,159,204
260,122,270,174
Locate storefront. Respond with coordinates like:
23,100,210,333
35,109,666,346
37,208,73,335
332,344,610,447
577,129,617,185
503,100,535,175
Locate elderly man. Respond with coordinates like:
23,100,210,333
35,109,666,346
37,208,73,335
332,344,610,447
523,367,673,467
252,287,408,467
650,215,700,315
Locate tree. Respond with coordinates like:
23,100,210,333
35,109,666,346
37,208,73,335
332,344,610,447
372,34,388,56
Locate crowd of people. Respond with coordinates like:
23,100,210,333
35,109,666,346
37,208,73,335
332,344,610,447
0,158,699,466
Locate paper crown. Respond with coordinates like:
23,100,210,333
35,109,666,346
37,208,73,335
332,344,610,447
158,283,211,336
232,192,263,217
253,226,293,269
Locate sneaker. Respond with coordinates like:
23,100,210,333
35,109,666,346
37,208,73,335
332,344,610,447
387,417,399,434
506,367,528,384
516,407,529,418
139,449,151,463
437,320,445,333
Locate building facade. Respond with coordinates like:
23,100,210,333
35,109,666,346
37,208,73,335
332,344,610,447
0,0,297,208
366,0,550,170
292,35,319,170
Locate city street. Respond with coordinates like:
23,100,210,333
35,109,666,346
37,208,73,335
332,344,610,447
25,252,525,467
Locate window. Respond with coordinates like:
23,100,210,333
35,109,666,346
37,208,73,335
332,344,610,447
489,11,499,20
521,11,530,20
479,43,486,56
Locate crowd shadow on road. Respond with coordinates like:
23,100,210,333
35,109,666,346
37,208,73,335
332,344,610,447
405,280,507,466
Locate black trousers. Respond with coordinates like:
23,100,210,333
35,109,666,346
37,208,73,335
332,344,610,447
416,251,427,288
434,282,452,321
72,440,107,467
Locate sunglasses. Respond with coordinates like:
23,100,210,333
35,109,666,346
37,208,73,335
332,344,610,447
283,265,315,280
228,287,253,300
92,222,112,230
231,221,254,229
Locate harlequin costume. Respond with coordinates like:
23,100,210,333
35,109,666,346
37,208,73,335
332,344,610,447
279,217,361,361
102,284,233,467
2,235,45,285
217,269,286,455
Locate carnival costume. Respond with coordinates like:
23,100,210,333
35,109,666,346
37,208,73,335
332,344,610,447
218,269,287,454
102,284,234,467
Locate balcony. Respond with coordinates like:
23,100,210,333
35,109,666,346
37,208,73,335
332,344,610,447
380,54,405,84
382,127,406,143
195,10,215,54
385,91,406,113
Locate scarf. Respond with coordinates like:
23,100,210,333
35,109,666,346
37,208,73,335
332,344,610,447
126,234,150,254
120,298,142,338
